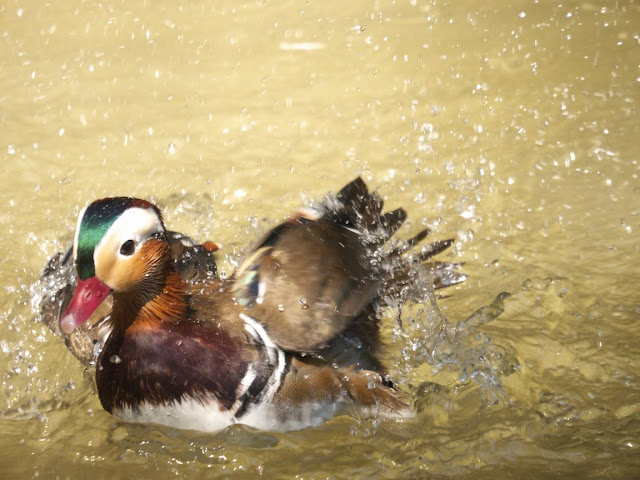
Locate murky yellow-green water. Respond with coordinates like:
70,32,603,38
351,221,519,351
1,0,639,478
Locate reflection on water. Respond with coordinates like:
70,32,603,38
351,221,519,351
1,0,639,477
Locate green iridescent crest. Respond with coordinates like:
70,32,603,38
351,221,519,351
74,197,160,280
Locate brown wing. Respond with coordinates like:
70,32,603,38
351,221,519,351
232,218,380,352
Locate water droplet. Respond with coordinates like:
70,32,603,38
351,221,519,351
278,304,285,312
299,297,308,310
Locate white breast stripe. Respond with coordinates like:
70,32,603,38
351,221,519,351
239,313,286,408
230,364,258,414
242,313,277,363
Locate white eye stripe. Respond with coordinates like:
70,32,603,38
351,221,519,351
94,207,164,266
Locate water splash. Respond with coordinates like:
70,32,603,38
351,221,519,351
391,261,517,404
30,245,111,367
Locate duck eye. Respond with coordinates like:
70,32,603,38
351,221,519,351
120,239,136,256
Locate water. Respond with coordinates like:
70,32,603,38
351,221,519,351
1,0,639,478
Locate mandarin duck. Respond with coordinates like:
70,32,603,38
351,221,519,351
56,178,464,432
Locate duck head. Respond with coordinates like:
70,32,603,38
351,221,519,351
60,197,167,334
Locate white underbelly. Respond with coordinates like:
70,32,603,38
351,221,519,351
113,395,344,433
114,397,237,432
